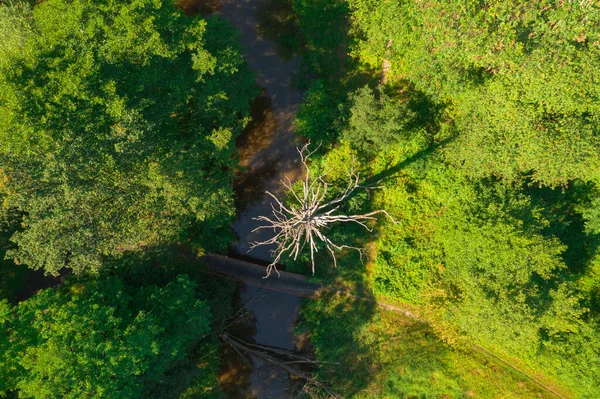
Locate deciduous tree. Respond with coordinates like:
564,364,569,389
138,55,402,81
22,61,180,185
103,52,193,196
0,274,211,398
0,0,257,274
349,0,600,185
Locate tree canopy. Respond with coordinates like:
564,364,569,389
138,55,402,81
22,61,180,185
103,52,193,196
288,0,600,396
1,0,600,397
341,85,420,158
348,0,600,185
0,274,210,399
0,0,256,275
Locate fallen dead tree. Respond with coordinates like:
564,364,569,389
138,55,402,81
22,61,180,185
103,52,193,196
220,333,342,398
250,142,398,277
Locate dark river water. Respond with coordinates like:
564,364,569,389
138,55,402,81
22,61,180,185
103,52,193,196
191,0,308,397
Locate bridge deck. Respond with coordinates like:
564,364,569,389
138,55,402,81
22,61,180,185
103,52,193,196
199,254,323,298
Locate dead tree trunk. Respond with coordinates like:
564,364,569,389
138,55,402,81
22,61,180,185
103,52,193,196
220,333,341,398
250,142,398,277
381,39,393,84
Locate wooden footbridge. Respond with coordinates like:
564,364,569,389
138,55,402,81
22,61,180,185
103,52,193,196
199,253,323,298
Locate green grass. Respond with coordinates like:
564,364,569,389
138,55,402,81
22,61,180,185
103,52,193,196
301,291,560,399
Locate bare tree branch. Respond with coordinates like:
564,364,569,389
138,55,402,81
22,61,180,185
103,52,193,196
250,142,398,277
221,333,342,398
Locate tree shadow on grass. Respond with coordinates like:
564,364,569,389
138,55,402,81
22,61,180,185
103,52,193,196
291,132,460,395
364,136,455,187
297,223,558,397
298,241,474,397
288,215,382,395
525,180,600,276
299,279,378,395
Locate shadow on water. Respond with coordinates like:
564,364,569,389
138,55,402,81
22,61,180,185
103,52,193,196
216,281,309,398
10,269,65,305
236,90,278,169
255,0,303,60
178,0,222,16
218,285,257,398
1,210,65,304
234,90,281,212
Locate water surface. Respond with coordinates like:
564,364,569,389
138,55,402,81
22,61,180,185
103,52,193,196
214,0,308,397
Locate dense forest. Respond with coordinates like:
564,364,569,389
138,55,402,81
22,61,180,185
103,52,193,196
0,0,599,398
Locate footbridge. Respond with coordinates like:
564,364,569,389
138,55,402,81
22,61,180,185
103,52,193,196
199,253,323,298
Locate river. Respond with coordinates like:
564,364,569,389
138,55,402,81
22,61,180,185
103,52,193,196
199,0,308,397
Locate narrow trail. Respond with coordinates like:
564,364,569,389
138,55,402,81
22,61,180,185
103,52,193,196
340,293,569,399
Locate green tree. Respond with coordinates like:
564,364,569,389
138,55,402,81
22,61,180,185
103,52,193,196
0,299,16,396
348,0,600,186
292,0,349,78
290,0,600,395
371,154,600,395
341,85,419,158
583,195,600,235
0,0,257,275
0,274,211,398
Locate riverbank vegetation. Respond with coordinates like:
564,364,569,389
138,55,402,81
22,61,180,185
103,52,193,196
286,0,600,397
0,0,252,397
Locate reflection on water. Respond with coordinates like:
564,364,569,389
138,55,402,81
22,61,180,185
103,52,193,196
181,0,310,397
219,284,306,398
178,0,222,16
223,0,305,259
236,90,278,170
234,90,280,212
11,269,64,304
256,0,303,60
218,286,256,397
